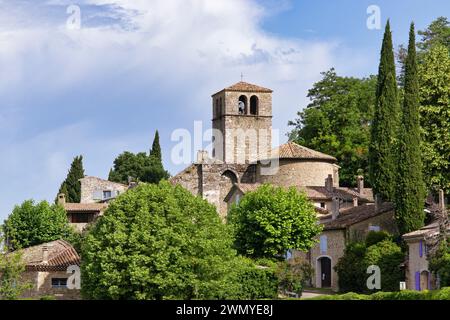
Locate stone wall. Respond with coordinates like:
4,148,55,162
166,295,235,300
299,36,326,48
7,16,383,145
80,176,128,204
21,271,81,300
257,159,339,187
347,210,397,243
308,230,346,292
405,240,435,290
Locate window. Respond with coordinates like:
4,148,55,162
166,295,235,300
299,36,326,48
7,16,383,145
71,213,94,223
103,190,112,199
320,203,326,209
369,225,380,232
52,278,67,289
250,95,259,115
320,236,328,254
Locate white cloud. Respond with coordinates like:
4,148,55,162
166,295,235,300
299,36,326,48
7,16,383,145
0,0,371,221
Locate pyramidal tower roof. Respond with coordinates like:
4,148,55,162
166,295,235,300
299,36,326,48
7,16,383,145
213,81,273,96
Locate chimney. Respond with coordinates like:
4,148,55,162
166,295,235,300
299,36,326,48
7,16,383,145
357,176,364,193
325,174,334,192
331,197,340,220
42,246,49,264
439,189,445,212
57,193,66,205
353,197,359,207
197,150,209,163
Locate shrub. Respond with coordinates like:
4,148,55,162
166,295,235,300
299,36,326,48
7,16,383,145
334,242,367,293
364,240,405,292
233,259,278,300
365,231,392,247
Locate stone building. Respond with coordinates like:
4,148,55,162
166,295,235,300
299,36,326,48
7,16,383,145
19,240,81,300
403,191,449,291
171,81,375,219
58,176,128,232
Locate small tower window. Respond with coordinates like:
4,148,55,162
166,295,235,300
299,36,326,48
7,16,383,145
250,95,259,115
238,95,248,115
215,98,219,117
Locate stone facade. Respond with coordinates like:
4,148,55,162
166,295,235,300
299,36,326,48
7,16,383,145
80,176,128,204
256,159,339,187
21,271,81,300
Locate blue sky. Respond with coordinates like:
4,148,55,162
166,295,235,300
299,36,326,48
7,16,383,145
0,0,448,222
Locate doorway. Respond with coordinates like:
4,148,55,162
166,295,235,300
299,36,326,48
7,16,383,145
318,257,332,288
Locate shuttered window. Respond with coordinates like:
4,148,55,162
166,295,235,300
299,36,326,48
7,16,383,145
320,236,328,254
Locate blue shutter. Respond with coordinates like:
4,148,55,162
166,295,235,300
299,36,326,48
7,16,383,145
320,236,327,254
419,240,423,258
415,272,421,291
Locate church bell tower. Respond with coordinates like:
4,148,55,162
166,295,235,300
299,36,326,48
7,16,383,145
211,81,273,164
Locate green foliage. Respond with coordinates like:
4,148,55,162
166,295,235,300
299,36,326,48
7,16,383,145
57,155,85,203
365,231,392,247
0,250,33,300
3,200,75,250
276,259,312,296
395,23,426,234
429,240,450,287
81,182,249,300
369,21,401,202
418,44,450,193
288,69,376,187
229,184,322,259
334,242,368,293
335,236,405,294
417,17,450,54
364,240,405,292
308,288,450,300
232,258,278,300
109,131,169,185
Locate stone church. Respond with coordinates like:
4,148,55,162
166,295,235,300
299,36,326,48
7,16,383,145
171,81,374,219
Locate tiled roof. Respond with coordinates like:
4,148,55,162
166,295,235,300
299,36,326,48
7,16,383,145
271,142,337,162
403,222,450,241
63,203,108,212
20,240,80,272
322,203,394,230
231,183,371,202
213,81,273,95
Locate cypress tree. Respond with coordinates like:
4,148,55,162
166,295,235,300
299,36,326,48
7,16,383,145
369,20,400,202
150,130,162,162
394,23,426,234
57,155,85,203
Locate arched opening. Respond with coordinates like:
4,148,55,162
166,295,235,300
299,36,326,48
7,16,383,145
221,170,238,184
420,271,430,291
219,97,223,116
316,256,332,288
215,98,219,117
238,95,248,115
250,95,259,115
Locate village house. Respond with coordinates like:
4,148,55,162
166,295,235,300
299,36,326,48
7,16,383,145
58,176,128,232
19,240,81,300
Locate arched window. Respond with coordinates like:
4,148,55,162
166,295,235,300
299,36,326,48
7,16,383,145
222,170,238,184
250,95,259,115
238,95,247,115
215,98,220,117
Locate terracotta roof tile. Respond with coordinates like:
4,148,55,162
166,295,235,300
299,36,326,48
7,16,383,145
271,142,337,162
323,203,394,230
213,81,273,96
63,203,108,212
19,240,80,272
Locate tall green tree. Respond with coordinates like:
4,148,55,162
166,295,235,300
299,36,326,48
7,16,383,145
288,69,376,187
418,44,450,193
109,131,169,185
369,21,400,202
229,185,322,259
81,182,251,300
0,250,33,300
150,130,162,162
57,155,85,203
3,200,74,250
417,17,450,54
394,24,426,234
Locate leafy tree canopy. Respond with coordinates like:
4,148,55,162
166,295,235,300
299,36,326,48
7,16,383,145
288,68,376,187
81,182,249,300
229,184,322,259
3,200,74,251
417,17,450,54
